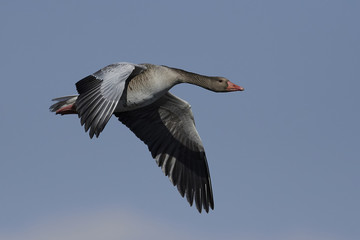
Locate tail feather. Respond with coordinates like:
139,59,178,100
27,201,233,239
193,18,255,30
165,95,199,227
50,95,78,115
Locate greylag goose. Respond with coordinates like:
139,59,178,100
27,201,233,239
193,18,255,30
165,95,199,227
50,62,244,213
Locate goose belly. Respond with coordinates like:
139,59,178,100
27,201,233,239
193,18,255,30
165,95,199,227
114,87,169,112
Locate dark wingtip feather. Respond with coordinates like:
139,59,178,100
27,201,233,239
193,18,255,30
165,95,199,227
76,75,101,94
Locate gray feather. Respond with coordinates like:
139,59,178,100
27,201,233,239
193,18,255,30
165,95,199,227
115,92,214,213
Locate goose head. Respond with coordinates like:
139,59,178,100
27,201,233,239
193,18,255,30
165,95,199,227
208,77,244,92
167,66,244,93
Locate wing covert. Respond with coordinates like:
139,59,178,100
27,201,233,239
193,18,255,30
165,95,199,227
75,62,146,138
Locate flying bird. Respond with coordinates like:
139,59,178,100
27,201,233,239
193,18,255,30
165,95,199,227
50,62,244,213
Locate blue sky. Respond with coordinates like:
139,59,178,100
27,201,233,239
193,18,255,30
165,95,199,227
1,0,359,239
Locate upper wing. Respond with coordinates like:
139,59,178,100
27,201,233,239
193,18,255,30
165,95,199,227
75,62,147,138
115,93,214,213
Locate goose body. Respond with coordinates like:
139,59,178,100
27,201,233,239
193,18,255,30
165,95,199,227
50,62,244,213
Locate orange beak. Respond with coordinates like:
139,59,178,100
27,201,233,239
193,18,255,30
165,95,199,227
226,81,244,91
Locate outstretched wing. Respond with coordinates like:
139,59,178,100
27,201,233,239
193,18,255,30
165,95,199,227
75,62,147,138
115,93,214,213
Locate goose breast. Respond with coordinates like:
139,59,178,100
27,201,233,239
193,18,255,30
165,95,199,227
115,64,179,112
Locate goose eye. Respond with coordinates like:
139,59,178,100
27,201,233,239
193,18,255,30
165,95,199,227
218,79,223,83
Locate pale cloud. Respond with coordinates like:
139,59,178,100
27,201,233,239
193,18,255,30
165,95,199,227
0,208,343,240
1,208,198,240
